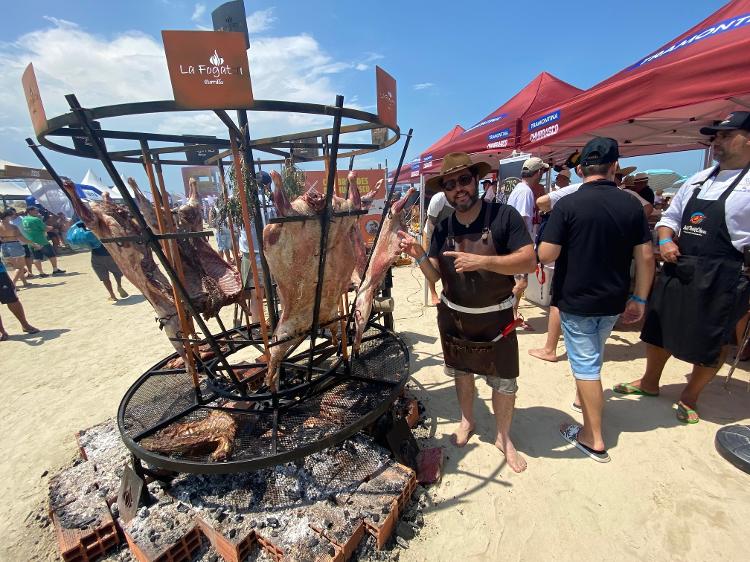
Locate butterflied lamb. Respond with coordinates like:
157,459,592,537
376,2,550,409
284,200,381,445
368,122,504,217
262,171,363,391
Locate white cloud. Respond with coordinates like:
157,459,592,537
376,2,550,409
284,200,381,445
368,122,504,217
246,8,277,34
191,3,206,22
355,63,368,71
413,82,434,90
0,17,370,162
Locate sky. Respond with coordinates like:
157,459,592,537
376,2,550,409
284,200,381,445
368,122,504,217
0,0,730,194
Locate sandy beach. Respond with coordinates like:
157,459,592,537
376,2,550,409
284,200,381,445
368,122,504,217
1,250,749,561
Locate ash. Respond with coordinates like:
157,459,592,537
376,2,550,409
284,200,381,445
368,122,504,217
125,484,197,554
49,461,109,529
243,547,275,561
78,418,130,464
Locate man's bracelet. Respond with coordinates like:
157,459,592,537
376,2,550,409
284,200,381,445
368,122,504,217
629,294,647,305
658,238,673,246
416,253,428,266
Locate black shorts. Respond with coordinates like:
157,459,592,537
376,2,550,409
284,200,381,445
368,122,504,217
32,244,56,261
23,244,31,258
91,253,122,282
0,271,18,304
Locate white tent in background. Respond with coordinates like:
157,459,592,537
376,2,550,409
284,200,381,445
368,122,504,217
81,169,111,192
0,181,31,198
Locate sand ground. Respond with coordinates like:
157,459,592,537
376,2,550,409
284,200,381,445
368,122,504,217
1,251,749,561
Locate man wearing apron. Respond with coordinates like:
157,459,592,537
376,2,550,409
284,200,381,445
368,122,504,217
398,153,536,473
615,112,750,423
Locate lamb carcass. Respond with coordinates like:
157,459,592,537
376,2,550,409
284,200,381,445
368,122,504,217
127,177,242,319
61,180,184,358
262,171,363,391
353,188,415,352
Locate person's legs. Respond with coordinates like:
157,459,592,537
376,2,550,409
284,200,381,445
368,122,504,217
488,377,526,473
617,343,671,394
677,356,725,422
114,274,128,298
529,305,561,362
428,280,440,306
249,286,265,324
102,277,117,300
560,313,616,453
9,258,28,287
6,300,37,332
449,370,476,447
33,258,45,275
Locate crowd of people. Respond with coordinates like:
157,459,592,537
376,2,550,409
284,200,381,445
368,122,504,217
400,111,750,467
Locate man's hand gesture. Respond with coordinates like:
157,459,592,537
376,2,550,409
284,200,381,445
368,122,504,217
621,299,645,324
397,230,422,258
443,251,486,273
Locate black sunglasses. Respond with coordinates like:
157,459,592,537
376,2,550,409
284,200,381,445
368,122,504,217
442,173,474,192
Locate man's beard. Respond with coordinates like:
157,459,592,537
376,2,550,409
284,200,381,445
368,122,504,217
452,189,479,212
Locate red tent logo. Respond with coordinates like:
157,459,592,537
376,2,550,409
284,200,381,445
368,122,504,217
690,212,706,224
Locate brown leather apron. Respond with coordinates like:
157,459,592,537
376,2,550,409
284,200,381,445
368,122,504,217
436,202,519,379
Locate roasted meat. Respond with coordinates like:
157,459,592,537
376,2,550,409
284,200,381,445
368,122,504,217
262,171,364,391
353,188,415,351
140,410,237,462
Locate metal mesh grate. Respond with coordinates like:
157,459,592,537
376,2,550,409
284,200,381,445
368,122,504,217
118,327,409,473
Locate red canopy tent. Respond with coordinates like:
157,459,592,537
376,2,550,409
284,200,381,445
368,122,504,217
391,124,465,184
430,72,582,161
521,0,750,161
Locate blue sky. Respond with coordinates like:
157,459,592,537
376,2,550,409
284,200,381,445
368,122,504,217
0,0,728,193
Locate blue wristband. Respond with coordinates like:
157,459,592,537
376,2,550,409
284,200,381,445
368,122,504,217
658,238,673,246
629,294,647,305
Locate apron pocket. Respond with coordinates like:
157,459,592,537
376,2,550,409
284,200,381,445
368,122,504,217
442,332,518,379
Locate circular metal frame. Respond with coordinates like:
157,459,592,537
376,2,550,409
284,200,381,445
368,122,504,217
117,322,409,474
36,99,400,165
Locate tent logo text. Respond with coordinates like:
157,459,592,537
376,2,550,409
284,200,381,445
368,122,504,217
529,110,560,131
630,13,750,69
465,113,508,133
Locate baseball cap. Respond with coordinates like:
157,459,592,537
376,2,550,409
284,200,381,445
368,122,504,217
522,157,549,173
580,137,619,166
699,111,750,135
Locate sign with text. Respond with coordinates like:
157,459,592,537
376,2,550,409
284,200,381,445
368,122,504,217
183,135,219,165
0,165,51,181
162,30,253,110
304,168,386,244
21,63,48,136
371,127,388,146
375,66,397,130
291,136,320,159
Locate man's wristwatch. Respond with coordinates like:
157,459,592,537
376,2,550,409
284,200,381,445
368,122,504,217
416,253,428,266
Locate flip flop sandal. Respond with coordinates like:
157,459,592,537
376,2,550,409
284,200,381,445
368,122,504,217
559,423,611,463
676,402,699,424
613,383,659,397
571,403,582,413
0,332,8,342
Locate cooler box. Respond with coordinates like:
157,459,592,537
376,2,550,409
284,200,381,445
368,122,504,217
525,264,554,307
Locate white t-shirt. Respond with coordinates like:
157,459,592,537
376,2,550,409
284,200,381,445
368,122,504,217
427,192,454,224
657,166,750,252
506,180,536,237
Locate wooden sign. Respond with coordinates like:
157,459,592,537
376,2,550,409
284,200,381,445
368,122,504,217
21,63,48,136
376,66,397,130
211,0,250,48
117,464,144,524
162,30,253,110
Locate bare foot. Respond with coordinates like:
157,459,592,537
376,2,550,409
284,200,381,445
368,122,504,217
450,422,475,447
118,287,129,298
495,435,527,473
0,330,8,341
528,347,558,362
22,325,39,334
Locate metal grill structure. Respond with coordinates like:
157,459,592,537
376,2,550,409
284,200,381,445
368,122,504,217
27,91,414,473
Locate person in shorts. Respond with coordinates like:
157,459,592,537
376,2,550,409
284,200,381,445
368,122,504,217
20,206,66,277
538,137,654,463
1,209,38,287
0,259,39,341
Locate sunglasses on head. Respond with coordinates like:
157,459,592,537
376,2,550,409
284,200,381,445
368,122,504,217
441,173,474,192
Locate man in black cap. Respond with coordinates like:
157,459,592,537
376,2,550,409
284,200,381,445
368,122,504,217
615,111,750,424
538,137,654,462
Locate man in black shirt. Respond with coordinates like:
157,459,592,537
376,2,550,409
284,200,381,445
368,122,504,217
398,153,535,473
629,173,656,206
538,138,654,463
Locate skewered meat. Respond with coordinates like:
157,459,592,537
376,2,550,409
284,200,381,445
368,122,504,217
128,177,243,318
61,181,184,358
262,171,363,391
140,410,237,461
353,188,415,352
